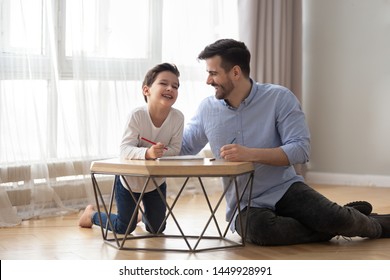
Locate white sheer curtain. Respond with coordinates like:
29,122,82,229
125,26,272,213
0,0,238,226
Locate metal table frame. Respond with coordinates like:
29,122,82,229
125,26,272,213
90,158,254,252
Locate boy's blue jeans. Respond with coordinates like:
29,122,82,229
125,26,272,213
92,175,167,234
235,181,382,245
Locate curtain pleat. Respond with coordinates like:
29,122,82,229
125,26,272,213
238,0,302,101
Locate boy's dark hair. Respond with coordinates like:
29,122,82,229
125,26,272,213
198,39,251,78
142,63,180,102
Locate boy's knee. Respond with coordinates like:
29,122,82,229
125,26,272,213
146,221,166,234
115,220,137,234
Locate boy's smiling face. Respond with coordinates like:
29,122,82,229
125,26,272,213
143,71,179,106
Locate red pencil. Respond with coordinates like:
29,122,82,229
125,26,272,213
140,137,168,150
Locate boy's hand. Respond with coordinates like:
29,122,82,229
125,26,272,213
145,142,166,159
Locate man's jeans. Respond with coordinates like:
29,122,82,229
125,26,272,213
235,181,382,246
92,175,167,234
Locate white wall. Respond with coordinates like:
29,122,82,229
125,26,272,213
303,0,390,186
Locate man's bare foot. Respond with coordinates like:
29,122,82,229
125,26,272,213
78,205,96,228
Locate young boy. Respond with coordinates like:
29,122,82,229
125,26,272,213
79,63,184,234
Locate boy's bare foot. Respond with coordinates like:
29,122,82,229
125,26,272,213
78,205,96,228
137,203,144,223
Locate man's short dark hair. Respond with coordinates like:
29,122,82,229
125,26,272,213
198,39,251,77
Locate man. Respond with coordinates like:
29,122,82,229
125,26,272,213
180,38,390,245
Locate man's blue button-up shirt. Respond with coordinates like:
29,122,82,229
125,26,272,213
181,80,310,229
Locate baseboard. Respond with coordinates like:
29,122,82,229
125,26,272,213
305,172,390,188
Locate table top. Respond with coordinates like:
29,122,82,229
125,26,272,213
90,158,254,177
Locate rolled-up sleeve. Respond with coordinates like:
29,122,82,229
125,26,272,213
277,91,310,165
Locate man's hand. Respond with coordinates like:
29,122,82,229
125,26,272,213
220,144,290,166
220,144,251,162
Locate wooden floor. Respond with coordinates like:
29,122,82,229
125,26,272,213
1,184,390,260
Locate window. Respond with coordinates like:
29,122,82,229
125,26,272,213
65,0,151,59
0,0,238,163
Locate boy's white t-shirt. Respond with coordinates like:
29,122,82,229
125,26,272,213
119,106,184,193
